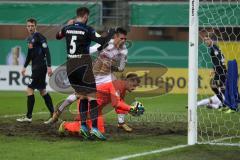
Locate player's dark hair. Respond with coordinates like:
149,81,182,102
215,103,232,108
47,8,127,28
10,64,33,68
126,73,141,83
76,7,90,17
116,27,127,35
27,18,37,25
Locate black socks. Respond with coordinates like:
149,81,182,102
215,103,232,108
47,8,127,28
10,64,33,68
26,95,35,119
43,93,54,116
80,99,88,126
90,100,98,128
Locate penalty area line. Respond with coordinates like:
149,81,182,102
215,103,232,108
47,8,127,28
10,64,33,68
110,144,189,160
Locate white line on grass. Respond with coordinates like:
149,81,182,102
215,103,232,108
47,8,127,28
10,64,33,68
0,112,48,118
202,142,240,147
198,136,240,147
211,136,240,143
110,144,189,160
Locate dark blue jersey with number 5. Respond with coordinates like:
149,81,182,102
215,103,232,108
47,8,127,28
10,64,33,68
56,22,114,58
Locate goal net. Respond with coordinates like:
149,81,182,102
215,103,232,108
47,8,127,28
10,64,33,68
191,0,240,146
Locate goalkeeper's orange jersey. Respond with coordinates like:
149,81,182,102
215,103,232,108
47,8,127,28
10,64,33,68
97,80,129,110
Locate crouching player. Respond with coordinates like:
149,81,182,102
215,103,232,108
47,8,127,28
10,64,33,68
197,94,222,109
58,73,144,137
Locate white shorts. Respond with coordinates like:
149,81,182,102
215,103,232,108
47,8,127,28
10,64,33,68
210,95,222,106
95,74,117,85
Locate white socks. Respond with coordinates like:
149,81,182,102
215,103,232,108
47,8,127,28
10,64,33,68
118,114,125,124
58,94,78,112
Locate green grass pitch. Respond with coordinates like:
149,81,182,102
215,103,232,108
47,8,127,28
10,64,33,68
0,91,239,160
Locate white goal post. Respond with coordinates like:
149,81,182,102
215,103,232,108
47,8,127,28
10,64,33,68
188,0,199,145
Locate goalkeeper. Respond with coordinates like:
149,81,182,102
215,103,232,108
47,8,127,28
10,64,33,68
58,73,144,136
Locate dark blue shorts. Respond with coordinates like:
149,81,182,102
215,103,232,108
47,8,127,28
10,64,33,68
28,67,47,90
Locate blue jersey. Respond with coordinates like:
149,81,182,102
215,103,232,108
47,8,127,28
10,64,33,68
24,32,51,70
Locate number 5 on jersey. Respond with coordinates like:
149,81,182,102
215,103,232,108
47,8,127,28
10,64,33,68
70,35,77,54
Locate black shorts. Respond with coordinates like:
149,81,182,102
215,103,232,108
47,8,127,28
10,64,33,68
28,67,47,90
67,55,96,95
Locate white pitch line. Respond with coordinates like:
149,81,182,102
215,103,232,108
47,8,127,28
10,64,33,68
211,136,240,143
110,144,189,160
198,136,240,147
202,142,240,147
0,112,48,118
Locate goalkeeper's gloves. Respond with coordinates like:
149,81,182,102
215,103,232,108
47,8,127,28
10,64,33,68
129,101,145,116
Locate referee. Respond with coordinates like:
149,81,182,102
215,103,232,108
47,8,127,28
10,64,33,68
204,36,227,108
16,18,54,123
55,7,115,140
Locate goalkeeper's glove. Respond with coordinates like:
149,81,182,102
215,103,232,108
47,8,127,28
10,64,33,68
129,101,145,116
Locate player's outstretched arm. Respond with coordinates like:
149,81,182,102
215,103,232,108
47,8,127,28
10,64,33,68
89,28,115,48
110,88,144,116
56,26,66,40
89,43,101,55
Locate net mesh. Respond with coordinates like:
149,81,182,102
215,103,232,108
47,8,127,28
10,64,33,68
198,0,240,146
